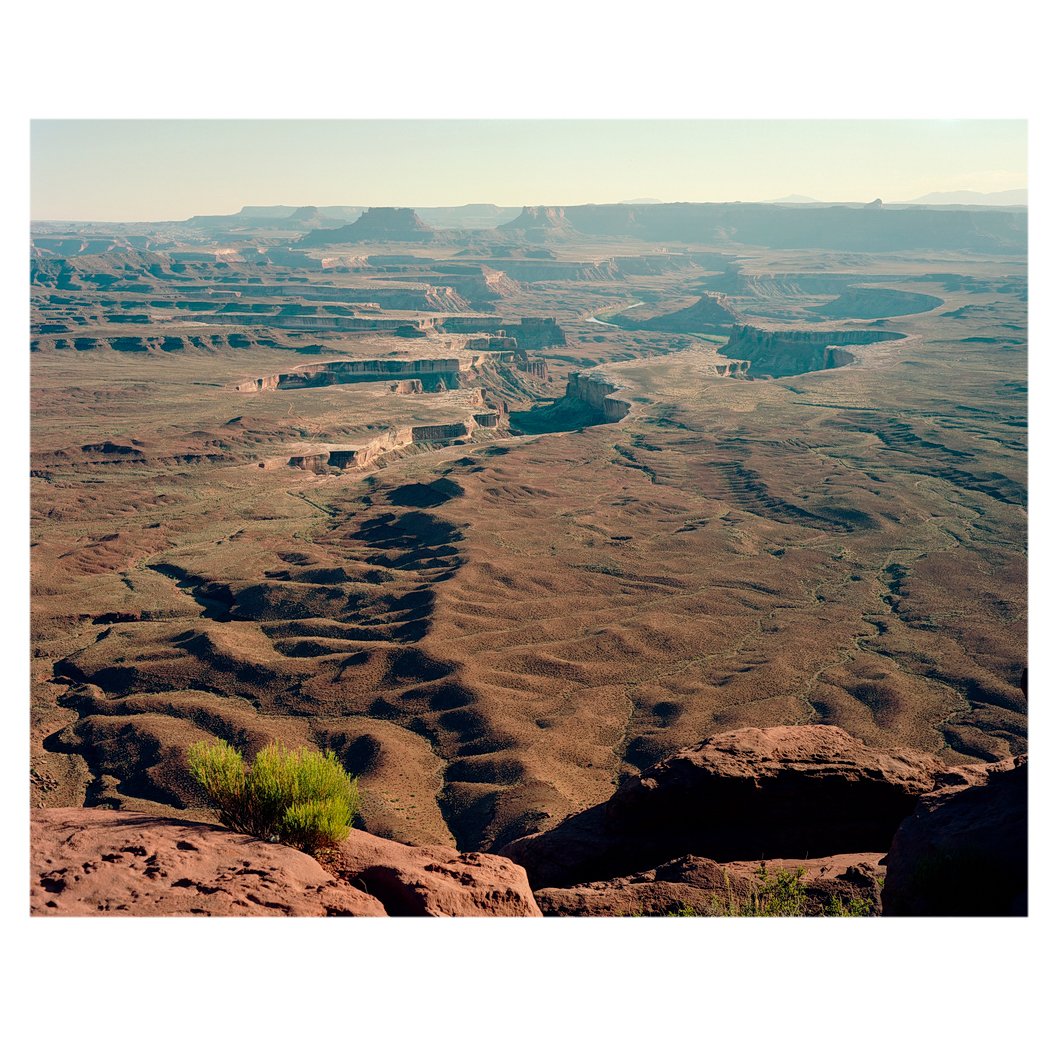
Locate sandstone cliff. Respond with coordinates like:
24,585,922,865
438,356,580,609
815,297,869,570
31,807,540,917
717,325,904,378
498,725,1026,916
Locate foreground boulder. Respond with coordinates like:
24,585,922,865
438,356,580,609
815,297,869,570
500,725,944,888
534,852,884,917
882,757,1027,916
31,808,541,917
334,830,541,917
31,808,386,916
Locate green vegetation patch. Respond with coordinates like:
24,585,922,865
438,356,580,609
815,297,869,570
187,737,360,854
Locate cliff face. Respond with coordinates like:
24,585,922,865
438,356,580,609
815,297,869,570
541,202,1027,253
301,207,438,245
503,316,566,349
236,358,465,393
718,325,904,378
286,409,508,475
497,205,576,240
566,372,630,422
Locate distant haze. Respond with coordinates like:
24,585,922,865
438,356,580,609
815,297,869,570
31,119,1027,223
900,189,1027,206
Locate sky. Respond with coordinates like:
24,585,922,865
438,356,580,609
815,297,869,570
30,119,1027,222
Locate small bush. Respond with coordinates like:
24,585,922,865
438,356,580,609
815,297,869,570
187,738,360,854
745,863,809,917
825,893,875,917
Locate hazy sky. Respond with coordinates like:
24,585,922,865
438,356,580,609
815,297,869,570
31,119,1026,222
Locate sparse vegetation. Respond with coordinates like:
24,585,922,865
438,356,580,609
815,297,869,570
744,863,809,917
631,864,876,917
825,892,875,917
187,738,360,854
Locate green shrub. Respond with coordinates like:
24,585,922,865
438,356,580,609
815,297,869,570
745,864,809,917
824,893,875,917
187,738,360,854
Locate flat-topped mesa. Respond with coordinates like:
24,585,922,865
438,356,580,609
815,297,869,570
566,372,631,422
235,358,465,393
300,207,438,245
437,315,565,349
718,324,905,379
497,205,577,240
284,411,506,474
503,317,566,349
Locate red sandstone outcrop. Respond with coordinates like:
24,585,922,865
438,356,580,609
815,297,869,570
31,808,541,917
534,852,884,917
881,756,1026,916
31,808,386,916
333,830,541,917
499,725,944,888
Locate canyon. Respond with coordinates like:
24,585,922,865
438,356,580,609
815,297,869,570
30,200,1027,915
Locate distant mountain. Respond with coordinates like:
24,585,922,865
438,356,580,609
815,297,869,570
187,205,356,230
768,194,820,204
619,198,663,205
300,207,438,245
187,203,518,230
416,204,521,229
495,202,1026,253
497,206,578,240
902,189,1027,206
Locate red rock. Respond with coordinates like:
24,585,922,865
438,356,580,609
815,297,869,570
501,725,943,888
534,852,884,917
335,829,541,917
31,808,542,917
881,756,1026,916
31,808,385,916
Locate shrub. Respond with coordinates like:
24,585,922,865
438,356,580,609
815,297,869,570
187,738,360,854
745,863,809,917
825,893,875,917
